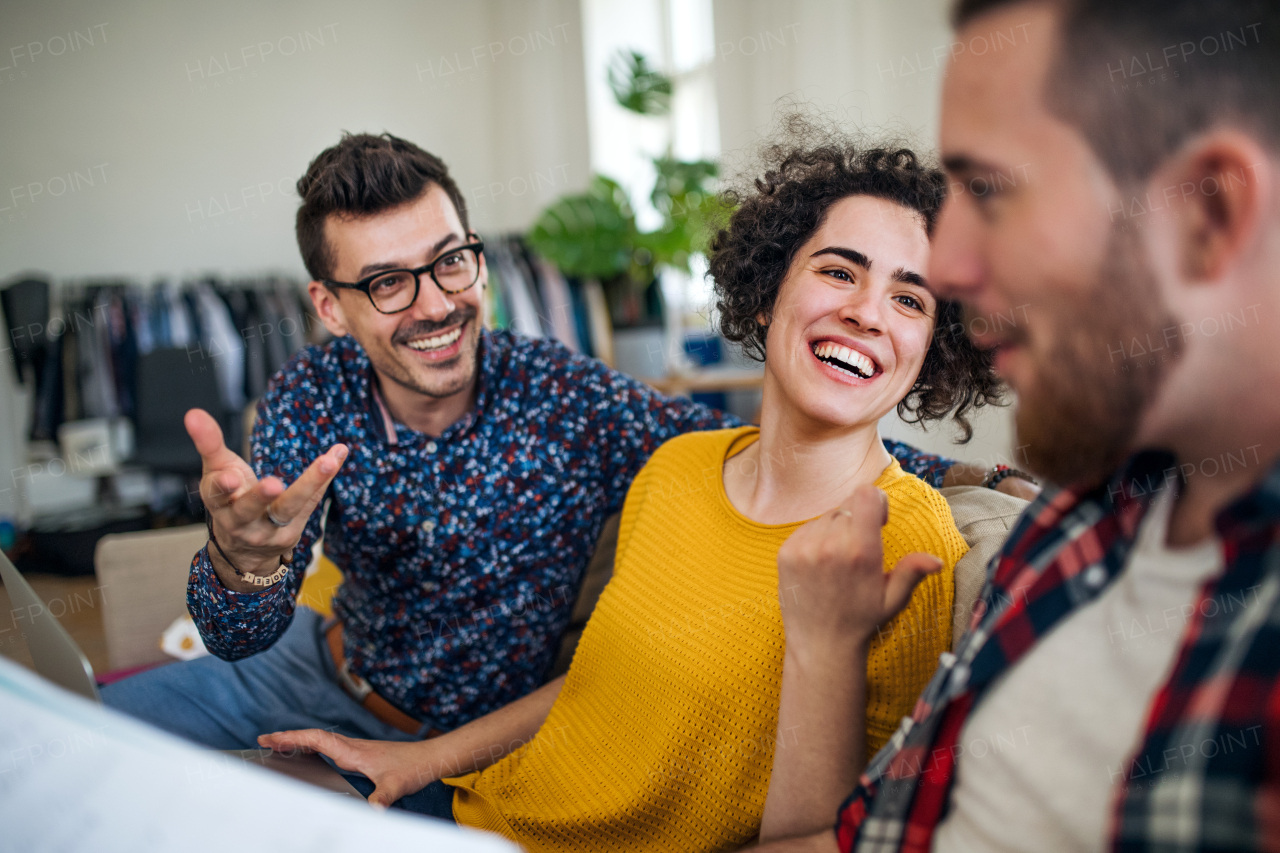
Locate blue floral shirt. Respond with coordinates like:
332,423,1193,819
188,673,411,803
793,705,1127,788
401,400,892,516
188,330,955,730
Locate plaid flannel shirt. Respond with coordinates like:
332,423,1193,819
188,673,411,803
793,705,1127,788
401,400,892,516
837,450,1280,852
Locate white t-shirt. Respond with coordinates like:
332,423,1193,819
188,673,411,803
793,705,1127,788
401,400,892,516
932,488,1222,853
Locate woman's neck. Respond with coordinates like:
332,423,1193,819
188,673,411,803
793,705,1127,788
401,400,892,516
723,399,894,526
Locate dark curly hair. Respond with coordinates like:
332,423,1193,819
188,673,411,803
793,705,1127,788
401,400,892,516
708,131,1005,442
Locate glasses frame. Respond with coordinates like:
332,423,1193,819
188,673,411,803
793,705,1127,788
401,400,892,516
323,239,486,314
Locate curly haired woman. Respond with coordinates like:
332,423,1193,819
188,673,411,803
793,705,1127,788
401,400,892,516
259,135,1005,852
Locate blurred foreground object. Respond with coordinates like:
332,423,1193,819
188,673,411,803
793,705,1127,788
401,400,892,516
0,655,518,852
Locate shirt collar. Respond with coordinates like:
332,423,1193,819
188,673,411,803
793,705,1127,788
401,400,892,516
1099,447,1280,544
1101,449,1179,511
369,380,399,446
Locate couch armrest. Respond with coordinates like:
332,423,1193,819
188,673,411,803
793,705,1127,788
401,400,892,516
938,485,1030,647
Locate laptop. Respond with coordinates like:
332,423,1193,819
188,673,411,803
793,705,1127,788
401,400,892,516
0,549,364,800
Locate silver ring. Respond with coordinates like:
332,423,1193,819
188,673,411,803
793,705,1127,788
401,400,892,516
266,507,292,528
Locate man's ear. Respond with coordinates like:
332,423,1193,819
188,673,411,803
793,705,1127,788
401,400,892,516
307,280,353,338
1152,131,1273,284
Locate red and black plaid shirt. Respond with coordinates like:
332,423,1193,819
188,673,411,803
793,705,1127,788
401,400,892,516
837,450,1280,852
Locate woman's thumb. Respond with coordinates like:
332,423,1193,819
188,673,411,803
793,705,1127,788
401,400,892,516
368,785,396,810
883,553,943,617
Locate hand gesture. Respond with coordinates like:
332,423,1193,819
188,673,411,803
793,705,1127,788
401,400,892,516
776,484,941,652
258,729,437,809
187,408,347,592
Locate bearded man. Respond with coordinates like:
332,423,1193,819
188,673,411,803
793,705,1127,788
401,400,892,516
753,0,1280,850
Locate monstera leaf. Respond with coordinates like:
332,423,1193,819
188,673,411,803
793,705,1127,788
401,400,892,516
608,50,672,116
527,176,638,280
645,157,736,272
650,157,719,214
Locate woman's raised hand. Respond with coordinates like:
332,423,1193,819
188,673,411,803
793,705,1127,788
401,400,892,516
776,484,942,652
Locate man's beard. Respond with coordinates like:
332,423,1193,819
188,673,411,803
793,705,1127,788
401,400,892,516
373,304,481,400
995,227,1181,489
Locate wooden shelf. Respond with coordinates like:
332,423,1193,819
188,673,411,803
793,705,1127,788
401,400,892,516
643,369,765,397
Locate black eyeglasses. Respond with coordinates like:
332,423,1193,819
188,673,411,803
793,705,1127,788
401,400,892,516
323,240,485,314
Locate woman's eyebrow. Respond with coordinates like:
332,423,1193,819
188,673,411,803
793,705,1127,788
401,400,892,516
810,246,871,268
893,268,928,288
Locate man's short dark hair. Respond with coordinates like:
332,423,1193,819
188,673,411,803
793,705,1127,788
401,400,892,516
953,0,1280,185
708,134,1004,442
295,132,470,281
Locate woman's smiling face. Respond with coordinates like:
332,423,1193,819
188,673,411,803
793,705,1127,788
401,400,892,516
763,194,937,430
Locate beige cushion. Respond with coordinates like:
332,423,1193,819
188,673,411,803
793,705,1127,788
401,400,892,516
94,524,207,670
938,486,1030,646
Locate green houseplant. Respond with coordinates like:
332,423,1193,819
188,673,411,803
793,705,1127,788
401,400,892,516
527,50,732,327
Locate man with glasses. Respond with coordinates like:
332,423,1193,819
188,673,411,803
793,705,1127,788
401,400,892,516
102,133,990,750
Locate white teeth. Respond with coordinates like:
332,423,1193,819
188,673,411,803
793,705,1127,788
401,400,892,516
811,341,876,379
406,327,463,351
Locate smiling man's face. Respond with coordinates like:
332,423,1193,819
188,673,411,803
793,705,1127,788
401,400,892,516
312,184,486,403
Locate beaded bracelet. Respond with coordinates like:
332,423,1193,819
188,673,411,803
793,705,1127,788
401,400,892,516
205,513,292,588
982,464,1038,490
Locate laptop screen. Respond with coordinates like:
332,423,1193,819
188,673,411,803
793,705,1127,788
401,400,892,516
0,549,101,703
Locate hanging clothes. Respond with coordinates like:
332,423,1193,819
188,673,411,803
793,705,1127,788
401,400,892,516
193,282,245,412
129,289,155,356
165,283,194,348
12,252,590,450
480,233,596,357
531,256,580,352
258,287,288,376
77,290,119,419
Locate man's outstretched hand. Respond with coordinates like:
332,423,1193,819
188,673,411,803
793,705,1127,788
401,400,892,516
187,408,347,593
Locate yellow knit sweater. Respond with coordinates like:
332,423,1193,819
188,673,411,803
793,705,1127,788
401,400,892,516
445,427,967,852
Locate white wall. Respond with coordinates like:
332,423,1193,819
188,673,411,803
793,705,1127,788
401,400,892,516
0,0,591,283
711,0,1021,468
1,0,1020,474
713,0,955,159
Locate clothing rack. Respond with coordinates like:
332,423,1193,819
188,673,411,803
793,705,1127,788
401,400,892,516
482,233,613,365
11,277,322,445
8,236,614,448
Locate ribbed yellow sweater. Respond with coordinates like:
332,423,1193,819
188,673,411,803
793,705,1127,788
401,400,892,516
445,427,967,852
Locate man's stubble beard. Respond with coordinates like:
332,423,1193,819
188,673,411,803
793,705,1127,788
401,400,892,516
371,304,481,400
1004,226,1181,489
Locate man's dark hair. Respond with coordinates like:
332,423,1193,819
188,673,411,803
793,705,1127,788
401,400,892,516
708,132,1005,442
295,132,470,282
953,0,1280,185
